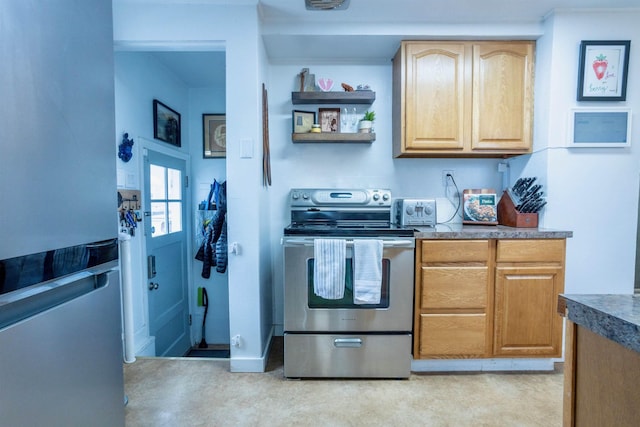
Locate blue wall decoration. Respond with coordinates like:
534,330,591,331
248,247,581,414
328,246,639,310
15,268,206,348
118,132,134,162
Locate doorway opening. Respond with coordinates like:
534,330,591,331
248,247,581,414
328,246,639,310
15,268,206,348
114,44,229,358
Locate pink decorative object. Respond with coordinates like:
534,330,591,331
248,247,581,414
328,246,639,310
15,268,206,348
318,78,334,92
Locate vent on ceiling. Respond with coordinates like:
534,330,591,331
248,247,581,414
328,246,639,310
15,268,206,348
305,0,350,11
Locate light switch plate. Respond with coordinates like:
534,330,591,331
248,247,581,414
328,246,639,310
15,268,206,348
240,138,253,158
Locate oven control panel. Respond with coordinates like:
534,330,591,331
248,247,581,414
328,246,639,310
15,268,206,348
290,188,391,207
393,198,437,227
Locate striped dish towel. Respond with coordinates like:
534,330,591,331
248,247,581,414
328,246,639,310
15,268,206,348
313,239,346,299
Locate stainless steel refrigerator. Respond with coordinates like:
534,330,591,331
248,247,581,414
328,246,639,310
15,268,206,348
0,1,125,425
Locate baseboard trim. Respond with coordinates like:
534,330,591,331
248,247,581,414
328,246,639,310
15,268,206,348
136,336,155,358
411,357,556,372
229,327,274,373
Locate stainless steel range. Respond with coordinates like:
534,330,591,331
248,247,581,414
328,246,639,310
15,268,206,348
282,188,415,378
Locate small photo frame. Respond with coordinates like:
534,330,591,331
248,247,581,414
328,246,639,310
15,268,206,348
153,100,181,146
319,108,340,133
203,114,226,158
292,110,316,133
577,40,630,101
568,108,631,148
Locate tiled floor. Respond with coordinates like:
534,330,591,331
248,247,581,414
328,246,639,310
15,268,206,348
124,338,563,426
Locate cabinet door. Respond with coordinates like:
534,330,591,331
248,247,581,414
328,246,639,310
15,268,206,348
494,265,564,357
404,42,468,151
472,42,534,152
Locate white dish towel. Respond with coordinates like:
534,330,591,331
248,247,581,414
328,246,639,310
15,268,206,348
313,239,346,300
353,239,383,305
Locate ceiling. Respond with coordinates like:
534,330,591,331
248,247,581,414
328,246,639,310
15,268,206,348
258,0,640,24
119,0,640,84
149,51,225,88
116,0,640,22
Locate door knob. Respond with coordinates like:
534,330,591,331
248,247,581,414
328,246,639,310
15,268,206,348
148,282,159,290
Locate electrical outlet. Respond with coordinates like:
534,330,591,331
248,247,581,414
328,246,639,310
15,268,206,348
442,170,454,186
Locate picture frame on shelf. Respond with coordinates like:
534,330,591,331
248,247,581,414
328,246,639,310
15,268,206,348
203,114,226,158
153,100,181,147
319,108,340,133
292,110,316,133
577,40,630,101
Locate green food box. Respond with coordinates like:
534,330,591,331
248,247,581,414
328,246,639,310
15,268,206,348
463,189,498,225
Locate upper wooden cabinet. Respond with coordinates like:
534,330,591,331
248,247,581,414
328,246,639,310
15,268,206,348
392,41,535,158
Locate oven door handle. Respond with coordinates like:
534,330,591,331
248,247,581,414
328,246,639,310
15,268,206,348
282,238,414,248
334,338,362,348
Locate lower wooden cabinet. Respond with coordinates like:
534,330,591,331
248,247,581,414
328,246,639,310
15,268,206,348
414,240,492,358
414,238,566,359
493,240,566,357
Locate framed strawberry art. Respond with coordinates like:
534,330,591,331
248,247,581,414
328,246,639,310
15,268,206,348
577,40,630,101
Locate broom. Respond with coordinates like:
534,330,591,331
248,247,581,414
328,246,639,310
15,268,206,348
198,287,209,348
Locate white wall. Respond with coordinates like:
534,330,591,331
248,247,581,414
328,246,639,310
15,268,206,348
510,10,640,294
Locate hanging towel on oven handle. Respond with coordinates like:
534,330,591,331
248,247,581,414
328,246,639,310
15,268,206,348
353,239,383,305
313,239,346,300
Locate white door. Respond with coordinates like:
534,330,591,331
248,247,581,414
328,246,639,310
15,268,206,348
144,149,191,357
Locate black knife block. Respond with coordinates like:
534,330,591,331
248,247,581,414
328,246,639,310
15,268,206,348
497,191,538,228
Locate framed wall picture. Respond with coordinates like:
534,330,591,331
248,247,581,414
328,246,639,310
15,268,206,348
203,114,226,158
292,110,316,133
319,108,340,132
568,108,631,148
577,40,630,101
153,100,181,146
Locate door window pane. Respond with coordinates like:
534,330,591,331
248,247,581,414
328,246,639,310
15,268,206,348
150,164,182,237
167,168,181,200
167,201,182,233
151,202,167,237
150,165,166,200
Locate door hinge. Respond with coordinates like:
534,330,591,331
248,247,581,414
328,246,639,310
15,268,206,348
189,314,192,325
185,176,189,188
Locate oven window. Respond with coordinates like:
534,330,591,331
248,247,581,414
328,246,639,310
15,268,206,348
307,258,390,308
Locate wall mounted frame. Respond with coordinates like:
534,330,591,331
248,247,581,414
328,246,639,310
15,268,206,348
203,114,226,158
568,108,631,148
153,99,181,147
577,40,630,101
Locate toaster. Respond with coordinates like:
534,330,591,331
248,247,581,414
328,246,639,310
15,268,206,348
393,198,437,227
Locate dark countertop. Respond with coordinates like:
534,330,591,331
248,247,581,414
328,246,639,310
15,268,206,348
559,294,640,354
414,224,573,239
